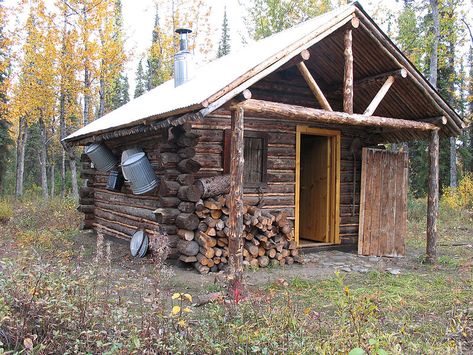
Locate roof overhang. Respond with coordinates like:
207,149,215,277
63,2,464,146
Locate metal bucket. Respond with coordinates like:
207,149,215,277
121,148,143,180
85,143,118,172
122,152,159,195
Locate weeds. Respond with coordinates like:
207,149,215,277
0,195,472,353
0,199,12,224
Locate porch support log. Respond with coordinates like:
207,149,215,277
363,75,395,116
236,99,439,132
296,62,333,111
343,29,354,114
426,129,439,263
227,107,245,299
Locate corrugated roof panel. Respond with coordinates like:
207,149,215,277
64,4,356,141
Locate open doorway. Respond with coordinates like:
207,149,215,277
295,126,340,247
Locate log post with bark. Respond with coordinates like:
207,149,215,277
227,107,245,299
426,129,439,263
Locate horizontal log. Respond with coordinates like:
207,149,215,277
153,208,180,224
94,189,160,209
77,205,94,214
177,159,201,173
158,180,180,197
235,99,438,132
94,201,156,221
79,187,94,198
177,147,196,159
176,213,200,230
177,240,199,256
177,174,195,186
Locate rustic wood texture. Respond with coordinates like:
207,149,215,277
358,148,407,257
363,75,396,116
426,130,439,263
343,29,354,114
296,61,333,111
234,99,438,132
228,107,245,295
193,114,364,246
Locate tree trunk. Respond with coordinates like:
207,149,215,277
84,67,90,126
227,107,245,300
450,137,457,187
61,150,66,197
15,117,28,197
429,0,439,87
50,163,55,197
69,153,79,200
98,56,105,118
39,116,49,201
427,130,439,263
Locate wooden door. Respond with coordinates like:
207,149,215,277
358,148,407,257
299,135,330,242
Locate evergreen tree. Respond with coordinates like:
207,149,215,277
0,4,13,194
134,58,146,98
217,7,231,57
146,5,173,90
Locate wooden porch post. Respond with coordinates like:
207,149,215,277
228,106,245,299
426,129,439,263
343,29,354,114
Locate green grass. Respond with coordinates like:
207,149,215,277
0,197,472,353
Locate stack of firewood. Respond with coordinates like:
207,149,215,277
172,176,301,273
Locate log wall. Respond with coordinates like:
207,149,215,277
81,112,370,255
192,113,370,245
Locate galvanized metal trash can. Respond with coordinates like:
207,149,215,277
85,143,118,172
122,152,159,194
121,148,143,180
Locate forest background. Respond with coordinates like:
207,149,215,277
0,0,472,201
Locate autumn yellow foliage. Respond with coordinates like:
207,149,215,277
442,174,473,210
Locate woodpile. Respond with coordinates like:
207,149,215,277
169,175,301,274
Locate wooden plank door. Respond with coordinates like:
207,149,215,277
299,135,330,242
358,148,407,257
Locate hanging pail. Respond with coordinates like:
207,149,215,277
121,148,143,180
122,152,159,194
85,143,118,172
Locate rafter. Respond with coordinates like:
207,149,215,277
363,75,396,116
296,62,333,111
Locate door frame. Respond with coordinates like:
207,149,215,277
295,126,341,246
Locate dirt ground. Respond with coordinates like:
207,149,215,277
75,228,466,294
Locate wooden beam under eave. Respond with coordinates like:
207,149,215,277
227,107,245,298
363,75,396,116
236,99,439,132
343,29,354,114
296,62,333,111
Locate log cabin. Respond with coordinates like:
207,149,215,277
63,2,464,273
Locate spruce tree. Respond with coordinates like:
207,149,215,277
0,4,12,194
134,59,146,98
217,7,231,58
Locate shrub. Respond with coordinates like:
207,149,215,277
0,199,13,224
442,174,473,210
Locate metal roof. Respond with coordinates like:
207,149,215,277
64,4,357,142
64,1,463,144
